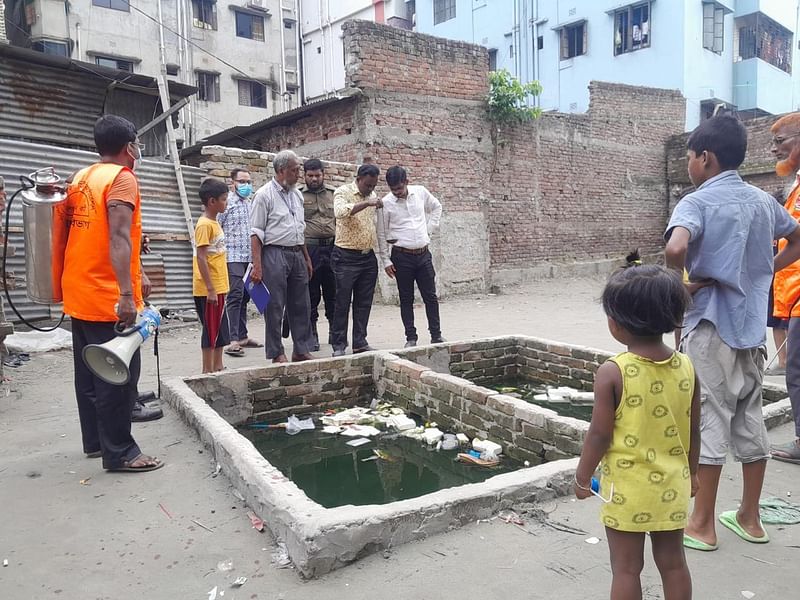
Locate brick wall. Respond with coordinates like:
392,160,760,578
666,114,792,210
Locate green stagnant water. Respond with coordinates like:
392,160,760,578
239,427,520,508
487,379,595,421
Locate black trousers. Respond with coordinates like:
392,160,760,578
224,261,250,342
308,244,336,325
71,318,141,469
331,247,378,351
392,248,441,341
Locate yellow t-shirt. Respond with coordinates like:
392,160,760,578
599,351,695,533
192,215,229,296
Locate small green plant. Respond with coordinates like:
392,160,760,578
487,69,543,125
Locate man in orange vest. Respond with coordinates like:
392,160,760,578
770,112,800,464
54,115,163,472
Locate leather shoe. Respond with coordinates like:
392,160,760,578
272,355,289,364
131,400,163,422
353,345,376,354
332,349,347,357
404,340,417,348
292,353,314,362
431,337,446,344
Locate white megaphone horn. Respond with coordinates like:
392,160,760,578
83,306,162,385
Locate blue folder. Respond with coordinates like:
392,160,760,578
243,263,271,314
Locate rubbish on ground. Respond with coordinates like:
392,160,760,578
285,415,315,435
232,576,247,587
5,328,72,353
585,537,600,544
208,586,218,600
496,386,519,394
158,502,173,519
374,449,398,462
79,477,91,485
441,434,459,450
211,464,222,477
370,398,379,409
499,511,525,526
741,592,755,599
192,519,215,533
457,452,500,467
473,439,503,460
759,497,800,524
340,424,381,437
422,427,444,446
271,542,292,569
175,309,198,322
524,460,531,467
361,455,378,462
322,425,342,434
456,433,470,445
346,438,371,447
2,559,7,567
247,511,264,532
387,414,416,431
532,386,594,404
217,559,233,572
232,489,245,502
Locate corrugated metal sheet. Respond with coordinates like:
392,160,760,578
0,139,205,324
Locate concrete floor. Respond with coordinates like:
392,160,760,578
1,276,798,599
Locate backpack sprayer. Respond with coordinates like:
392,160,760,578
2,167,162,388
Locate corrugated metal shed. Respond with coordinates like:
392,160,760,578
0,139,205,324
0,44,195,154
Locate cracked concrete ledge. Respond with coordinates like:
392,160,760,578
162,373,579,578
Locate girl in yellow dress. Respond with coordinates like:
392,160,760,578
575,255,701,600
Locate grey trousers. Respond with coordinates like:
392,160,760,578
261,245,313,359
224,261,250,342
785,318,800,437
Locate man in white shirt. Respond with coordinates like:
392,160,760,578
377,166,444,347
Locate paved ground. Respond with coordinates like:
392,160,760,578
1,277,798,599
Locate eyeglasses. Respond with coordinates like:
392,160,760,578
130,141,146,152
771,133,800,146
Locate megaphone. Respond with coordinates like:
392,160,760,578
83,306,162,385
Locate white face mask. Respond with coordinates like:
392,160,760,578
127,142,142,171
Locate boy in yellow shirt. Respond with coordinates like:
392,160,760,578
193,178,230,373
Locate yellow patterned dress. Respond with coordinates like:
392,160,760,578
599,351,695,532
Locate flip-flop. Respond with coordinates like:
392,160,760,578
242,339,263,348
683,533,718,551
224,346,245,357
718,510,769,543
770,440,800,465
107,455,164,473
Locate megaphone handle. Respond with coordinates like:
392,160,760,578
114,321,139,336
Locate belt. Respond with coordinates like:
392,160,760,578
305,237,335,246
393,245,428,255
268,244,303,252
336,246,374,255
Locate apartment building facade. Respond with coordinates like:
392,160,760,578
3,0,300,144
299,0,414,101
416,0,800,129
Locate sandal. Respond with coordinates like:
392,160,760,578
107,454,164,473
224,345,245,357
771,439,800,464
241,339,263,348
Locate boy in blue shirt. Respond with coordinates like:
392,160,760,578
666,115,800,551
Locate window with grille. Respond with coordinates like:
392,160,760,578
95,55,134,72
238,80,267,108
192,0,217,30
703,3,724,54
197,72,220,102
32,40,69,56
488,49,497,71
235,11,265,41
92,0,129,11
734,12,792,74
433,0,456,25
561,22,586,59
614,2,651,55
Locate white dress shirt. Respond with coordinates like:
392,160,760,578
376,185,442,268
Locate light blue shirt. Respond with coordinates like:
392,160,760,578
666,170,798,349
217,190,252,263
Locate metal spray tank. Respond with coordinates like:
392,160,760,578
19,167,68,304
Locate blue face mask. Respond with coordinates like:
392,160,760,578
236,183,253,198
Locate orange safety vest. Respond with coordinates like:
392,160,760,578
57,163,143,321
773,180,800,318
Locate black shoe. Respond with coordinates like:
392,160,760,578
131,400,163,422
353,345,376,354
138,391,157,404
404,339,417,348
431,336,445,344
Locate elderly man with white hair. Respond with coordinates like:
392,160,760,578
249,150,315,363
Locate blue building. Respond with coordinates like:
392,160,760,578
415,0,800,129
